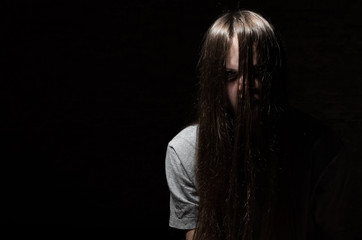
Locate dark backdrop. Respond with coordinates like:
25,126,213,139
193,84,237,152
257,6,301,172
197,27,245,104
3,0,362,238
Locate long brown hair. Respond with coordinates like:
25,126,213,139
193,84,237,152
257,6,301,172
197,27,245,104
195,10,287,240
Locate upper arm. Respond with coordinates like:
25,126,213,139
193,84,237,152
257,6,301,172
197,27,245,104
165,144,199,230
186,229,195,240
312,138,362,239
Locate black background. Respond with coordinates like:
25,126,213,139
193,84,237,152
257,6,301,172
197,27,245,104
2,0,362,238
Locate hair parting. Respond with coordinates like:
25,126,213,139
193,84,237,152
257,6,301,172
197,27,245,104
195,10,287,240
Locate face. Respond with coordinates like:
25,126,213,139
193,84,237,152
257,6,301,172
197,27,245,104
225,36,260,113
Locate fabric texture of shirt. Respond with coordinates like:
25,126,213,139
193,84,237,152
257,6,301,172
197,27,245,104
165,106,362,239
165,124,198,230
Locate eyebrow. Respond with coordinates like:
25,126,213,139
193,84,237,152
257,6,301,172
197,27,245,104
225,68,238,72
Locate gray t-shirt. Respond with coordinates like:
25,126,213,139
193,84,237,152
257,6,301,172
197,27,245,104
164,108,362,238
165,124,199,230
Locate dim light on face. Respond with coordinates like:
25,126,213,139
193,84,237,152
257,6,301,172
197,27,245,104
225,36,261,113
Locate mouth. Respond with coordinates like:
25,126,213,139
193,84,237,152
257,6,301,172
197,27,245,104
250,87,261,101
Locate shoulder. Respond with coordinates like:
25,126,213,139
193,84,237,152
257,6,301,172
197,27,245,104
168,124,198,155
166,124,198,177
285,106,343,154
283,106,346,178
165,124,199,230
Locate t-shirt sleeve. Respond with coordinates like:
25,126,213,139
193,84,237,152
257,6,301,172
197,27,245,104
311,137,362,239
165,143,198,230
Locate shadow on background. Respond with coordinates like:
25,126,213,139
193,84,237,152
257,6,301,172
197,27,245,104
2,0,361,237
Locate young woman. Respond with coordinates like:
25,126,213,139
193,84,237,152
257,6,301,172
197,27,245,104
165,10,358,240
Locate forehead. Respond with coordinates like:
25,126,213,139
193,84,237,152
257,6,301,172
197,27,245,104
225,36,239,70
226,36,258,69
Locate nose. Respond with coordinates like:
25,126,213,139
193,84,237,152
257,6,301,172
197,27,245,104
238,77,261,100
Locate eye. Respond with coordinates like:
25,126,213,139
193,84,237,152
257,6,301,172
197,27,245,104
252,65,266,78
225,69,238,82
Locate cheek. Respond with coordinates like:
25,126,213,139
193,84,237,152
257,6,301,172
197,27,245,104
252,78,261,100
254,78,261,89
227,81,239,107
227,78,243,100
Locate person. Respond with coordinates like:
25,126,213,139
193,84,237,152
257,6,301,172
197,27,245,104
165,9,361,240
